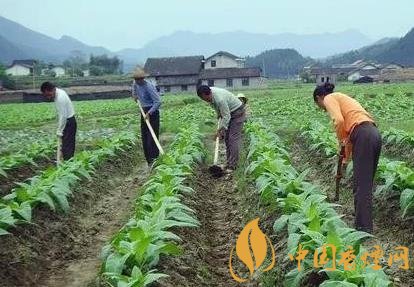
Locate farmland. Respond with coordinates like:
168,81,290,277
0,82,413,286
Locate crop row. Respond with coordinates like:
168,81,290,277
0,128,122,177
245,121,391,287
300,122,414,219
0,131,137,235
100,125,205,286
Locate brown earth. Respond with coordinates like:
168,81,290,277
0,158,54,197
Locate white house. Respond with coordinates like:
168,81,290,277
6,60,36,76
199,67,263,89
82,69,90,77
51,66,65,77
200,51,262,89
205,51,245,69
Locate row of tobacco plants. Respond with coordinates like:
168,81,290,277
100,125,205,286
0,128,120,177
245,121,391,287
0,131,136,235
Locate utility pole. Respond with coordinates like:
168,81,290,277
32,62,35,90
262,58,266,78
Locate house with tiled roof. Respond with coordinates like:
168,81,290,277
144,51,263,93
6,59,37,76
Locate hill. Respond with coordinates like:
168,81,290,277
246,49,314,78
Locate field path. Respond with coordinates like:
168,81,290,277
157,166,245,287
41,161,149,287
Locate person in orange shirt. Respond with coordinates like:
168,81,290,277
313,83,382,233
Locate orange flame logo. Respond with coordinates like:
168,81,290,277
229,218,275,282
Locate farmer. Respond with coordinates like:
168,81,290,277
313,82,382,233
131,68,161,166
197,85,246,173
40,81,77,161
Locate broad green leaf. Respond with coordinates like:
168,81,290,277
104,252,129,274
273,214,289,232
320,281,358,287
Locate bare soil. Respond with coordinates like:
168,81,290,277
0,158,53,196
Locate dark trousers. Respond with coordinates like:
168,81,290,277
350,122,382,233
225,107,246,169
62,116,77,160
141,107,160,164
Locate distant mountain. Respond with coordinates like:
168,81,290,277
377,28,414,66
0,15,111,64
117,30,373,64
324,28,414,67
246,49,313,78
0,35,27,63
323,38,399,66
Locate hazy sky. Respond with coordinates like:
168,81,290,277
1,0,413,51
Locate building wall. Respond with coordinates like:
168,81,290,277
348,72,361,82
361,65,378,70
52,67,65,77
383,64,403,70
6,65,31,76
201,77,263,89
316,74,337,85
160,84,196,94
205,55,244,69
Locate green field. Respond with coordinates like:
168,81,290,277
0,82,413,286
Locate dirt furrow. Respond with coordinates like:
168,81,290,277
156,167,243,287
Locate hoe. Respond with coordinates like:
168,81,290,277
209,121,224,178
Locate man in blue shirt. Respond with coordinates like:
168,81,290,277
132,69,161,165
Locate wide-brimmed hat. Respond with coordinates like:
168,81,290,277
132,68,149,79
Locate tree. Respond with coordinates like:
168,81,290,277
246,49,314,79
63,50,88,77
0,63,13,89
0,63,5,77
89,54,121,75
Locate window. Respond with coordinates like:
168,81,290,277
211,60,216,68
326,77,330,83
242,78,249,86
208,79,215,87
321,77,325,83
164,86,170,93
181,85,188,91
226,78,233,87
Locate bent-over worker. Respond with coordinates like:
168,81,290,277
197,85,246,173
313,82,382,233
41,81,77,161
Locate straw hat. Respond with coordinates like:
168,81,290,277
132,68,149,79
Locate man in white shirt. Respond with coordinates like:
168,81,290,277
41,82,77,161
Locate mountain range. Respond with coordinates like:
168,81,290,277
1,15,413,73
0,15,372,68
323,28,414,67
